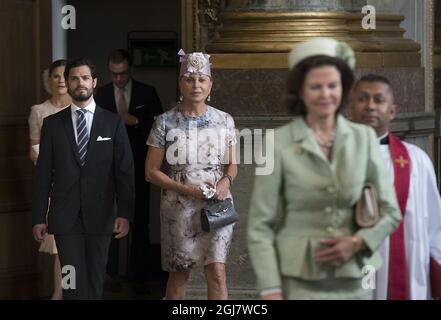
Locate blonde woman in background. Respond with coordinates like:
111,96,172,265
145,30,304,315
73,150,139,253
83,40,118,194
28,59,71,299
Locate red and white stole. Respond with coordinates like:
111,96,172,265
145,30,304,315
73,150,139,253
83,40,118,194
387,133,411,300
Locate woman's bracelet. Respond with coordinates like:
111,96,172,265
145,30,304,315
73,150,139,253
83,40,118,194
222,174,233,187
351,235,361,253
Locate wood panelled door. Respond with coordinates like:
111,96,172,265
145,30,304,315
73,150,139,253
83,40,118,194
0,0,52,299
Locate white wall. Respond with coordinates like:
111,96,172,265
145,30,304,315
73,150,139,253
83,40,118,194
52,0,68,60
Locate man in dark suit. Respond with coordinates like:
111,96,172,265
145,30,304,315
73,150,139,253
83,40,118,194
32,58,135,300
95,49,163,292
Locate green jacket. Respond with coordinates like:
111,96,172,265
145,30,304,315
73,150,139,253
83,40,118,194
247,115,402,291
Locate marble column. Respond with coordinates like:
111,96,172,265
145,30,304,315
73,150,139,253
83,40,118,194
206,1,356,53
206,0,420,55
366,0,394,12
228,0,346,11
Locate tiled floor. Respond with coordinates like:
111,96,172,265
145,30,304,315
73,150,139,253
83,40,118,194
102,279,167,300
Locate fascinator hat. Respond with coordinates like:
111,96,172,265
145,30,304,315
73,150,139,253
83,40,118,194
178,49,212,78
288,37,356,70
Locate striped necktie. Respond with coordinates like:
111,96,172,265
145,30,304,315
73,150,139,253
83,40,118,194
76,109,89,166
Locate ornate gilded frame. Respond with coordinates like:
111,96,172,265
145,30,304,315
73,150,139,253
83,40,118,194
181,0,199,52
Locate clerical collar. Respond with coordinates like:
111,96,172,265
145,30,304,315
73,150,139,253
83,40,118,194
378,132,389,145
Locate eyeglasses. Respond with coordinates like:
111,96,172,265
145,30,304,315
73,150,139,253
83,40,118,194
111,72,130,78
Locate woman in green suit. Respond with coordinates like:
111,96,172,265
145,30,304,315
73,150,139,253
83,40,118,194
247,38,402,300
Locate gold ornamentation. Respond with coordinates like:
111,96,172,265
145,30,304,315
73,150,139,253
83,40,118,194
395,156,409,169
202,0,223,41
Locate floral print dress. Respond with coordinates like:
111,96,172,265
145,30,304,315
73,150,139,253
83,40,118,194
147,105,237,272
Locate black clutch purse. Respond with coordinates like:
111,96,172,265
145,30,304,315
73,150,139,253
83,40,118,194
201,198,239,232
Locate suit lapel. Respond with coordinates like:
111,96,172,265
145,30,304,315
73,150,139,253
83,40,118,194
331,115,350,160
128,80,136,113
109,86,117,113
63,106,82,166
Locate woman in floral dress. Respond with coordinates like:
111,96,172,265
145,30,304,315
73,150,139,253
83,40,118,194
146,50,237,300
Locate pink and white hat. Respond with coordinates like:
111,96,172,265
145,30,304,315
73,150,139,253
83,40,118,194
178,49,211,77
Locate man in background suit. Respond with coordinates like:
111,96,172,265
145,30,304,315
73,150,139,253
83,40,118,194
95,49,163,293
32,58,135,299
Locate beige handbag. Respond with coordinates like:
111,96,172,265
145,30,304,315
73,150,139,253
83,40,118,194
355,183,380,227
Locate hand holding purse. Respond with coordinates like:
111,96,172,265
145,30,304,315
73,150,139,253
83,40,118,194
201,198,239,232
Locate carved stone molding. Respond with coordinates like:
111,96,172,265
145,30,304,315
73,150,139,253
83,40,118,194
201,0,223,41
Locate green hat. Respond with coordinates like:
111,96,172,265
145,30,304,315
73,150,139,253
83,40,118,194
288,37,356,70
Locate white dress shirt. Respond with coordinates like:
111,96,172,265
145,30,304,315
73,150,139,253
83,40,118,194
113,79,132,112
71,99,96,143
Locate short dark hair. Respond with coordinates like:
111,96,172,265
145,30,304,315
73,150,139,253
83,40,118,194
108,49,132,66
353,74,395,104
354,74,392,91
285,55,354,116
64,58,97,80
49,59,67,76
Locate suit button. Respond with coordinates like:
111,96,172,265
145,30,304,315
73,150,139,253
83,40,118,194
324,206,333,214
326,186,336,194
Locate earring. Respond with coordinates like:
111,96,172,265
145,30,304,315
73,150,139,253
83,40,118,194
207,95,211,102
179,95,183,102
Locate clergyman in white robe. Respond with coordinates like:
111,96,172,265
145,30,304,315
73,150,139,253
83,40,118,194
375,138,441,300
